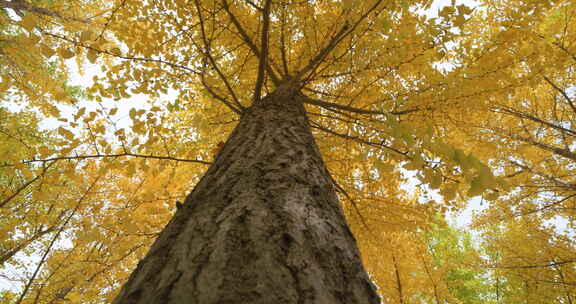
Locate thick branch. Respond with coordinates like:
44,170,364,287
222,0,281,85
253,0,272,102
279,6,290,76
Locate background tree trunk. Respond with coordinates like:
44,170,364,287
112,86,381,304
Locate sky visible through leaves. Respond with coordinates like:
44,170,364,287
1,0,575,302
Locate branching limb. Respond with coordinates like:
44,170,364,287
302,96,420,116
294,0,385,83
507,160,575,190
515,193,576,217
330,174,372,232
198,65,244,115
194,0,245,112
294,22,350,82
15,176,100,304
309,120,409,158
0,223,58,265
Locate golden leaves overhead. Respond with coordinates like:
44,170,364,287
2,0,576,302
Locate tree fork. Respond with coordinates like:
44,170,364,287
112,85,380,303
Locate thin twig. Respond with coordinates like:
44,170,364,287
2,153,212,168
0,163,54,208
542,75,576,114
15,176,100,304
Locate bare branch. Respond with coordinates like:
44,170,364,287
330,174,371,232
242,0,262,11
507,160,575,190
514,193,576,217
96,0,128,41
294,22,350,82
199,70,243,115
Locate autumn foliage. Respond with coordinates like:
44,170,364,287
1,0,575,302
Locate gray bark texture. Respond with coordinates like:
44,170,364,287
112,86,381,303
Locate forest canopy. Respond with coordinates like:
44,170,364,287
0,0,575,302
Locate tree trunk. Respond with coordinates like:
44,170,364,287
112,86,381,303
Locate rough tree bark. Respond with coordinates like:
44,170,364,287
112,84,381,303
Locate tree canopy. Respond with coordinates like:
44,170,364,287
1,0,575,302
